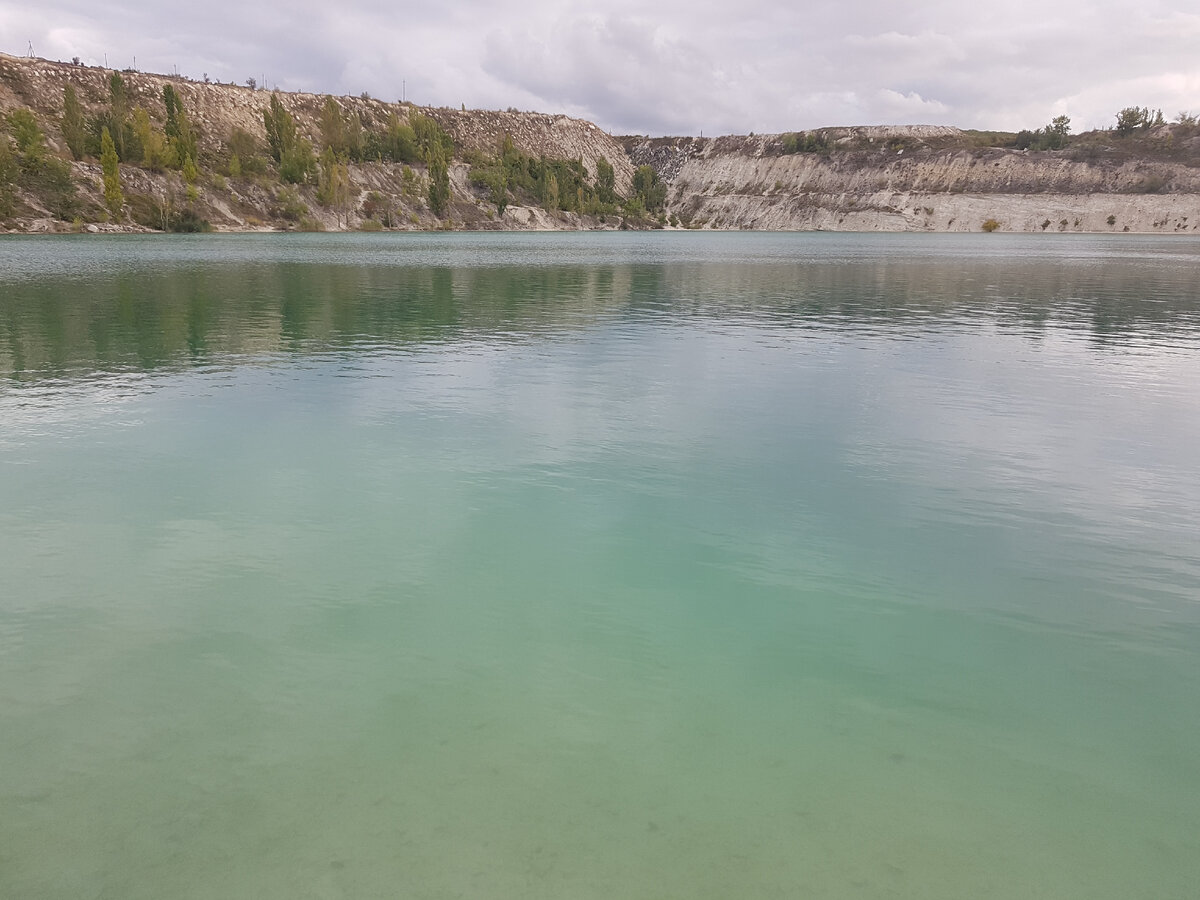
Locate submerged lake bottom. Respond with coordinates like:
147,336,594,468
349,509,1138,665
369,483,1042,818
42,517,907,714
1,232,1199,899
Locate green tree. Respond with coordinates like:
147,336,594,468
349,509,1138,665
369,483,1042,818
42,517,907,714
427,143,450,216
319,97,348,155
1115,106,1163,135
62,84,86,160
540,169,558,209
162,84,198,168
101,126,124,217
491,170,508,215
401,164,419,199
595,156,615,203
1115,107,1143,134
0,138,16,217
8,109,46,168
316,146,336,205
5,111,77,220
344,113,362,161
1046,115,1071,149
316,147,353,225
392,116,420,162
632,164,666,211
131,107,167,170
263,93,297,163
781,131,829,154
469,165,508,215
108,72,130,160
29,157,78,220
366,114,419,163
163,84,182,142
280,139,316,184
262,94,314,182
410,112,453,163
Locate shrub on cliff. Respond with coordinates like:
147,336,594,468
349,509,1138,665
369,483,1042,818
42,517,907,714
127,192,209,231
1115,107,1164,135
319,97,363,161
469,164,509,215
227,127,267,176
27,157,78,221
280,140,316,184
170,207,211,232
781,131,829,154
131,108,168,171
364,115,419,164
272,186,308,222
361,191,397,227
1015,116,1071,151
316,147,353,225
2,110,78,220
8,109,46,164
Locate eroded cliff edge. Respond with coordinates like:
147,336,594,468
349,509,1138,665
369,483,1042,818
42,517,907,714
626,127,1200,234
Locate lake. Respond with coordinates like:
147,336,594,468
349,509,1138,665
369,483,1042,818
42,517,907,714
2,232,1198,899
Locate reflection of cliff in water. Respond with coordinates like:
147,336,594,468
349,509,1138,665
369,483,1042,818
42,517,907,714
0,263,642,378
653,257,1200,343
3,239,1199,380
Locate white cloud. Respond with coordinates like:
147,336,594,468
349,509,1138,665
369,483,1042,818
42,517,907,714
845,30,967,64
875,89,951,120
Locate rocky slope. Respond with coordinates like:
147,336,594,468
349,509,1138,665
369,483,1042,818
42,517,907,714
0,53,633,232
626,127,1200,233
3,52,1200,234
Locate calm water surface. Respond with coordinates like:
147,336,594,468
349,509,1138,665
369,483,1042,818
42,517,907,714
2,232,1199,899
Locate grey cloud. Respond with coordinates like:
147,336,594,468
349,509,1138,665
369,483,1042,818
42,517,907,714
5,0,1199,135
481,14,750,134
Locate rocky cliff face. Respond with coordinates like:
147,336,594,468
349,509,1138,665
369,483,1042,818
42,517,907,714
0,53,633,232
626,128,1200,233
4,52,1200,234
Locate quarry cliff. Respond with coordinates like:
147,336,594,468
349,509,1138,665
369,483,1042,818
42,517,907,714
3,53,1199,234
627,127,1200,234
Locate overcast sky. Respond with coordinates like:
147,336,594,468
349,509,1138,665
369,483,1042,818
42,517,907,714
3,1,1198,136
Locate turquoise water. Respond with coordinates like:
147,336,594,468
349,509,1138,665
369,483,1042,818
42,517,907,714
2,232,1199,898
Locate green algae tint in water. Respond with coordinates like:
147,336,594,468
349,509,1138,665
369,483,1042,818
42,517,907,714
1,232,1199,899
